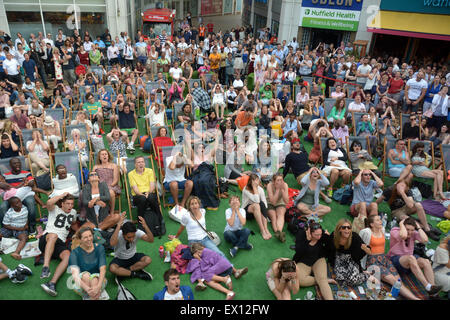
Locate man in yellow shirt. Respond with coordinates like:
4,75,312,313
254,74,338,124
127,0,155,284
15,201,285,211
128,156,162,220
209,46,221,74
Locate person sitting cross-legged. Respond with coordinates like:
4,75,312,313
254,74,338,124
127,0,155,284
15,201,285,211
350,169,383,218
109,212,154,281
0,197,29,260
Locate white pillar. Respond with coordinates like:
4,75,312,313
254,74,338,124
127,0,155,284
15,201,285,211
278,0,301,42
250,0,255,25
180,0,184,19
355,0,381,48
266,0,272,29
106,0,130,38
0,0,11,35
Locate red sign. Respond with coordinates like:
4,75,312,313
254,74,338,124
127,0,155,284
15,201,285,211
201,0,223,15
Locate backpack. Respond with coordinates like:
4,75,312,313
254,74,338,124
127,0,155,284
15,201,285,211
138,207,166,238
333,184,353,205
115,277,137,300
285,206,308,235
143,136,152,153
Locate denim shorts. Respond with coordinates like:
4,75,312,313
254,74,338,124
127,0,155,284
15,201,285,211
164,180,187,191
0,227,28,239
390,254,420,274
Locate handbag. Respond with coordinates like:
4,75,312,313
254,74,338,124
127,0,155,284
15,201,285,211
90,134,105,152
190,211,221,246
35,171,52,191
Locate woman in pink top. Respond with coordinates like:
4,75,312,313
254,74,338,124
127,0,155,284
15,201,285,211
388,217,442,297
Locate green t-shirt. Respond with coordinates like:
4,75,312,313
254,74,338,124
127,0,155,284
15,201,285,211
83,101,101,116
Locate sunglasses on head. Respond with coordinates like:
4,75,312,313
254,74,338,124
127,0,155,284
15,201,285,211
340,225,351,230
89,173,98,177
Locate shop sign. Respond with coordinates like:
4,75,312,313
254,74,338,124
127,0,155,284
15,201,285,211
299,0,363,31
380,0,450,15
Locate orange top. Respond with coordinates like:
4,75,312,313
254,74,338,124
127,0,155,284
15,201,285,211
209,52,221,70
370,234,385,255
235,111,253,127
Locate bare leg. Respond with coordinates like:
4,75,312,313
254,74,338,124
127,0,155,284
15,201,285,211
399,255,430,288
169,181,179,206
383,274,420,300
98,213,120,231
11,234,27,260
180,180,194,208
417,258,435,285
329,169,339,190
275,206,286,233
50,250,70,285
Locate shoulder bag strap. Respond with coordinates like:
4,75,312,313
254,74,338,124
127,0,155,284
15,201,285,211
189,210,213,238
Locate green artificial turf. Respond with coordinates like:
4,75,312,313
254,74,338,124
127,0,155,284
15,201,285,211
0,105,445,300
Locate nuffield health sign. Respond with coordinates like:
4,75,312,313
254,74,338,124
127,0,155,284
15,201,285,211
299,0,364,31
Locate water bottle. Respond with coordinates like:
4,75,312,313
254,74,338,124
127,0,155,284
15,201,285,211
195,106,200,120
381,213,387,229
159,246,165,258
390,279,401,298
389,218,398,230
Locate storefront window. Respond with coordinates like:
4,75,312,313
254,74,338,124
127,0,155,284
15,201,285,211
5,0,107,39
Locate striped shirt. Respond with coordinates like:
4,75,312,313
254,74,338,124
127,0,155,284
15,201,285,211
3,170,33,188
2,206,28,228
158,35,167,45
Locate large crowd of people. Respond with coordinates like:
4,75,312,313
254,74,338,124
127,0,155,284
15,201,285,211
0,16,449,301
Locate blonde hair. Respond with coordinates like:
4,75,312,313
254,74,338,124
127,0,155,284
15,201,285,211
186,196,202,212
333,219,353,250
190,242,205,255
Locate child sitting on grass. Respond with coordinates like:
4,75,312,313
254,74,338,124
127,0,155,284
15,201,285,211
0,197,29,260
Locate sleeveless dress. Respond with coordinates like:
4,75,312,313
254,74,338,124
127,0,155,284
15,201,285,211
308,138,322,163
411,155,430,177
95,167,121,195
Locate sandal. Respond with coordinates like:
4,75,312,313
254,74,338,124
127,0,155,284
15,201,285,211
234,267,248,279
195,281,207,291
226,291,235,300
225,276,233,290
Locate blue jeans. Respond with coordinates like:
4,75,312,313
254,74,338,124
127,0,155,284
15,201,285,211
9,91,19,105
224,228,251,249
188,236,226,258
0,195,36,228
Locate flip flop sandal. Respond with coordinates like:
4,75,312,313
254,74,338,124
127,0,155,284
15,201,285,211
195,281,207,291
225,276,233,290
226,291,235,300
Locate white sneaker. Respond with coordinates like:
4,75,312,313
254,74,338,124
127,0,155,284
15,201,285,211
99,289,110,300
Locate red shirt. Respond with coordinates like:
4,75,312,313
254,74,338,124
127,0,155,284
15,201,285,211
388,78,404,94
10,114,30,130
78,52,90,65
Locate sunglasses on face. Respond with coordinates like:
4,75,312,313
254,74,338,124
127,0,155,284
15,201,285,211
362,173,371,176
340,225,351,230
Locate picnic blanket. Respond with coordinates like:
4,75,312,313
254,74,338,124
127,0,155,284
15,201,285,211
315,264,429,300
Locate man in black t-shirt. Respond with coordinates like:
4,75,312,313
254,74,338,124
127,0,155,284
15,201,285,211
283,138,310,185
112,102,138,154
0,133,20,159
402,114,420,140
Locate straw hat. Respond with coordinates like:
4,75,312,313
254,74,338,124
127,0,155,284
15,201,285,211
43,115,55,126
